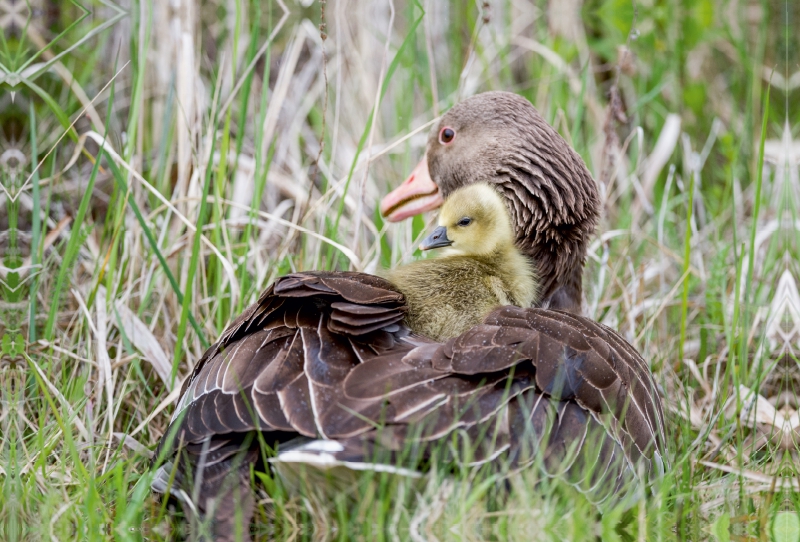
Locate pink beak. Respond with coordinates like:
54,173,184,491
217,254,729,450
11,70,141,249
380,157,444,222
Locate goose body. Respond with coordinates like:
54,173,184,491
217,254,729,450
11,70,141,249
386,183,537,341
152,92,666,541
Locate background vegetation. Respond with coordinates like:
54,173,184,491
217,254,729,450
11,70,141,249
0,0,798,539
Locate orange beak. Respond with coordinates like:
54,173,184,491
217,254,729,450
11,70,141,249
380,157,443,222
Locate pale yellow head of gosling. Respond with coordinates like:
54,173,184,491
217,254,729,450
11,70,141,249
419,183,515,257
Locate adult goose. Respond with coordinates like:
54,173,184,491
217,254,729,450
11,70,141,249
153,92,666,540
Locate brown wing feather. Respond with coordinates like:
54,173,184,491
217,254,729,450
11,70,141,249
276,372,317,437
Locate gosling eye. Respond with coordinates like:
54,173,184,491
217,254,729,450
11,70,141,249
439,127,456,144
457,217,472,227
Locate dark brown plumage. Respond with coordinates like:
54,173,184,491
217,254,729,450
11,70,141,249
152,92,664,541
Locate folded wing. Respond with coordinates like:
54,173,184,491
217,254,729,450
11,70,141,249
156,271,666,502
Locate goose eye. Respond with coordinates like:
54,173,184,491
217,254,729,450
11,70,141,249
457,217,472,227
439,127,456,144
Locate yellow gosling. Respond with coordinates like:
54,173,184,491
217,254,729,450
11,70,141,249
386,182,538,341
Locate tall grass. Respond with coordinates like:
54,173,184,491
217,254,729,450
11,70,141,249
0,0,797,540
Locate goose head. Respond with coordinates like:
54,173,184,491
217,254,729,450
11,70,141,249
418,183,515,259
380,91,599,310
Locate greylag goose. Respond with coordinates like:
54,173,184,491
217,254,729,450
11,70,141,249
386,182,537,341
152,91,666,540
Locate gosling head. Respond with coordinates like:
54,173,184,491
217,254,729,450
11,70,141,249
419,183,514,257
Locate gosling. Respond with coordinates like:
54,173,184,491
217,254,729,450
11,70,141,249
386,182,538,342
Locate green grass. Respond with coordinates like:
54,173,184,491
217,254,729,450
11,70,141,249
1,0,798,540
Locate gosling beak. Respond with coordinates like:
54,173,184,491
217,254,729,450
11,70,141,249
380,157,443,222
419,226,452,251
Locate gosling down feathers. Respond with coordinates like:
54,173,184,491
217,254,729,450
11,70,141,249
152,91,666,541
387,183,537,341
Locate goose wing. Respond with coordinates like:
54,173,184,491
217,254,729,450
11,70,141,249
337,305,666,480
157,272,413,458
156,272,665,496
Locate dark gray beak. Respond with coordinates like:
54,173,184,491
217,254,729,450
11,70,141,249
419,226,452,251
